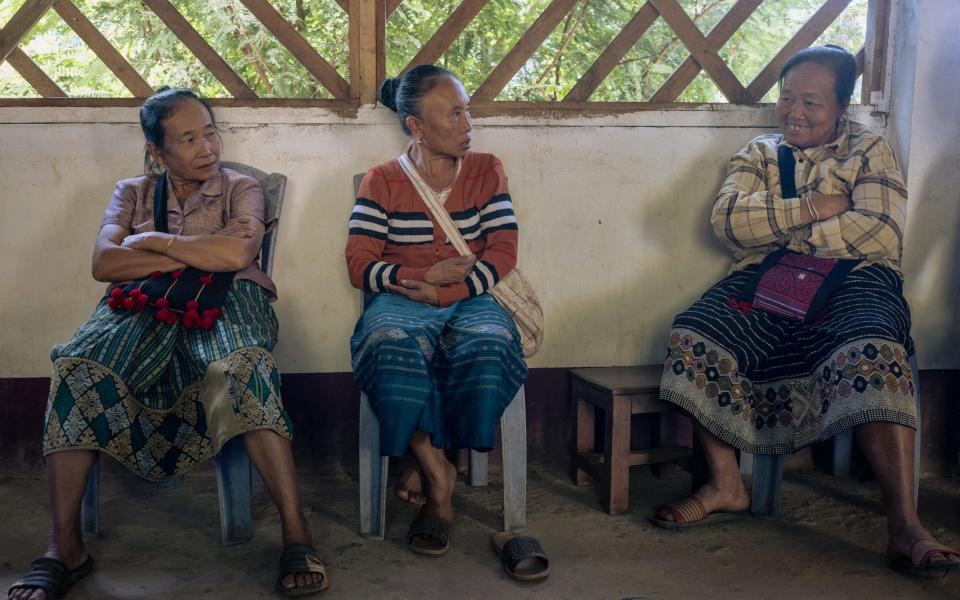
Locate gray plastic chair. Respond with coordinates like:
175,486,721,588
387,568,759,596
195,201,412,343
351,173,528,538
81,162,286,545
747,354,921,517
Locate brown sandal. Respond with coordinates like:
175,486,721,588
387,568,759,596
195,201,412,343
889,539,960,578
650,496,747,529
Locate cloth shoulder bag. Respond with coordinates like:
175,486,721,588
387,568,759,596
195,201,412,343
108,171,236,329
733,145,858,323
398,154,544,357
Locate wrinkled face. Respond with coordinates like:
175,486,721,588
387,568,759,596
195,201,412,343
149,99,221,181
775,62,845,148
407,76,472,158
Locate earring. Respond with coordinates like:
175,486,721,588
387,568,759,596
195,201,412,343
417,136,424,146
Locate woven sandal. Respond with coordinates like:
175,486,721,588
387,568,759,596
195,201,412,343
889,539,960,578
407,513,451,556
275,543,329,596
491,532,549,581
650,496,747,529
7,555,94,600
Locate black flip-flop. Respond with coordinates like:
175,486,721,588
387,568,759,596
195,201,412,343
407,513,451,556
275,543,329,596
491,531,550,581
7,555,95,600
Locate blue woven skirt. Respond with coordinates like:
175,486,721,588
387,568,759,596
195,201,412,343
351,293,527,456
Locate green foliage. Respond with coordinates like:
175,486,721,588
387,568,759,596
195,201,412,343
0,0,867,102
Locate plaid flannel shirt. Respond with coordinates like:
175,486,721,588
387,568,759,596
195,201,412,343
711,119,907,273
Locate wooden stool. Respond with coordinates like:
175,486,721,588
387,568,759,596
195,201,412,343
570,366,689,514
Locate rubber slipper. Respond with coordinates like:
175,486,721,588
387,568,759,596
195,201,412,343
275,543,329,596
491,531,549,581
407,512,451,556
7,554,94,600
649,496,747,529
889,539,960,579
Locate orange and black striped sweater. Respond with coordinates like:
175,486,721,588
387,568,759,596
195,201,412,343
345,152,518,307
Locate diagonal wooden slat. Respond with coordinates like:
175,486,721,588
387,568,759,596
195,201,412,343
745,0,854,102
861,0,889,102
5,46,65,97
333,0,348,12
0,0,58,65
387,0,403,18
647,0,749,103
472,0,580,101
650,0,761,102
52,0,153,97
402,0,488,74
143,0,256,98
563,2,658,102
238,0,349,98
854,45,864,76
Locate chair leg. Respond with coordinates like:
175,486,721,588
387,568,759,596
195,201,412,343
468,450,489,487
750,454,785,518
602,394,631,515
909,354,921,507
359,391,389,539
215,436,253,545
500,387,527,532
823,429,854,478
81,456,100,538
570,382,595,486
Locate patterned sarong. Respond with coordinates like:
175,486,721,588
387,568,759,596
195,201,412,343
42,280,291,481
351,293,527,456
660,263,915,455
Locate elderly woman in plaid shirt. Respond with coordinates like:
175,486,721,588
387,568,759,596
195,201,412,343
652,46,959,577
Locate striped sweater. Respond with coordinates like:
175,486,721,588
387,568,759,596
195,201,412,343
345,152,518,306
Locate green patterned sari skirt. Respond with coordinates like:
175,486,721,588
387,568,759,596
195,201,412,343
42,280,291,481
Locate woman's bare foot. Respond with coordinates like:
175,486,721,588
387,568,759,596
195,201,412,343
886,518,960,570
7,535,89,600
421,459,457,522
392,453,426,506
277,512,325,593
657,473,750,522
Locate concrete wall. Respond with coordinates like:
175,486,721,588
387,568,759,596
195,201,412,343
0,0,957,376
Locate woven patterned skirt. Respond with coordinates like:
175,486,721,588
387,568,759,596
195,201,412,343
42,280,291,481
351,293,527,456
660,263,916,455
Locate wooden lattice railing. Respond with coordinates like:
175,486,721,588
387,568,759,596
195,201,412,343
0,0,889,110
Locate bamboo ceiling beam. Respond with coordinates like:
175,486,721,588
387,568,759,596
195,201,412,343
0,0,57,65
402,0,489,73
647,0,750,103
52,0,153,97
563,2,658,102
472,0,580,101
238,0,349,98
745,0,853,102
143,0,256,98
5,46,65,97
650,0,761,102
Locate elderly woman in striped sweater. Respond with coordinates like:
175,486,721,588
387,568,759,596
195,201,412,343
345,66,529,559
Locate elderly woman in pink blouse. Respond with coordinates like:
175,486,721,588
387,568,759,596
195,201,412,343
8,88,326,600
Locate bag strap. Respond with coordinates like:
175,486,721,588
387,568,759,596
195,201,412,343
777,144,797,199
397,153,472,257
152,171,170,233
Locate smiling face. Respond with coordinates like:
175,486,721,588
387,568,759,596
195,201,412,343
775,61,845,148
148,99,221,181
406,76,473,158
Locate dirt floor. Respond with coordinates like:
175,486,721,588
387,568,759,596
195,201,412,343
1,461,958,600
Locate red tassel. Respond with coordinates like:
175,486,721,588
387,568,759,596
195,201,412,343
186,300,200,311
110,288,124,299
107,297,122,310
726,296,752,315
199,275,213,285
200,317,214,329
150,271,163,279
171,270,184,280
165,312,178,325
128,289,141,297
156,309,170,321
155,298,170,309
123,297,136,310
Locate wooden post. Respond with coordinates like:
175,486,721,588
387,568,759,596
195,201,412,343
349,0,379,104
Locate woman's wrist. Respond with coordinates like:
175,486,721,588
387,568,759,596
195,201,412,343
161,233,178,254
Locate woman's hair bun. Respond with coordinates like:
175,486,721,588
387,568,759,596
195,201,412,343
155,85,172,93
378,77,400,112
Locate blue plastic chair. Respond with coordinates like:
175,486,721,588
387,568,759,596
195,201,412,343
81,162,286,545
747,354,922,517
